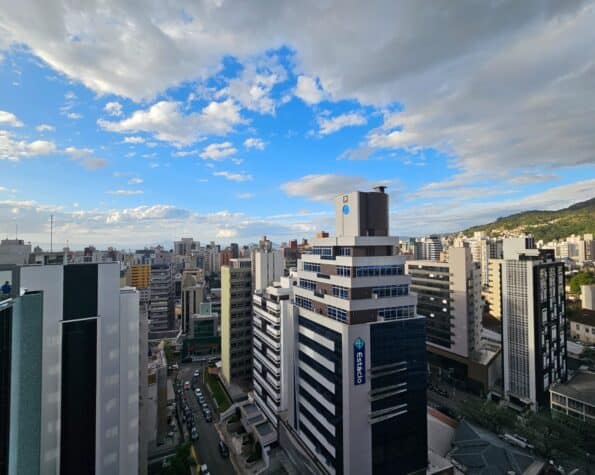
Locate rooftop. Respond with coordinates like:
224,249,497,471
550,371,595,406
569,308,595,326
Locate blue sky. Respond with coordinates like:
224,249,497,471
0,1,594,248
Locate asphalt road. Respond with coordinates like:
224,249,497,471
179,363,236,475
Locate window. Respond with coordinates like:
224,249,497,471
299,279,316,291
327,305,347,322
303,262,321,273
312,247,332,256
372,285,409,298
337,247,352,256
332,285,349,299
576,324,580,330
354,265,404,277
295,295,313,311
337,266,351,277
377,306,415,321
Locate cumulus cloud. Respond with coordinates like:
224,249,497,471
98,100,242,146
212,171,252,182
123,136,145,144
0,110,23,127
200,142,237,160
317,112,366,135
0,130,56,161
36,124,55,132
294,76,325,104
281,174,390,202
243,137,265,150
104,101,123,116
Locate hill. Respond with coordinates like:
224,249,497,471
462,197,595,242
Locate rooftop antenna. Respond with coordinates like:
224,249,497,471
50,215,54,252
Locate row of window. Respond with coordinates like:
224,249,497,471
332,285,349,299
303,262,321,273
372,285,409,298
295,295,313,311
299,278,316,291
377,305,416,321
312,247,333,256
355,265,404,277
327,305,348,322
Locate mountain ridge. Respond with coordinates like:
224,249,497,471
462,197,595,242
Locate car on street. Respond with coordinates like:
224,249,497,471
200,463,210,475
195,388,201,397
193,369,200,377
201,402,209,413
191,426,199,440
218,440,229,457
204,411,213,422
198,395,205,404
184,381,190,390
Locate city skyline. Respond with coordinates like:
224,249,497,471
1,2,595,248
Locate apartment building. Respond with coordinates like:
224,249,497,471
148,263,174,336
221,258,253,387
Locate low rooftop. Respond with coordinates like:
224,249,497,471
550,371,595,406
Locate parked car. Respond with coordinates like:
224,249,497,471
198,395,205,404
184,381,190,390
201,402,209,413
191,426,199,441
200,464,210,475
195,388,201,397
193,369,200,377
204,411,213,422
218,440,229,457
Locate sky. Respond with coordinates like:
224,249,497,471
0,1,594,249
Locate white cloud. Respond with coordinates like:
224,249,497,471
127,177,143,185
216,228,238,238
172,150,199,157
107,189,144,196
281,174,390,202
0,110,23,127
507,174,558,185
64,146,107,170
200,142,237,160
36,124,55,132
243,137,265,150
104,101,123,116
294,76,324,105
317,112,366,135
98,100,242,146
213,171,252,182
66,112,82,120
237,192,254,199
0,130,56,161
123,136,145,144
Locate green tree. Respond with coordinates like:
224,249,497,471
568,271,595,295
162,443,192,475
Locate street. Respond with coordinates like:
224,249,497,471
178,363,236,475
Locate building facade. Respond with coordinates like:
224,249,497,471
502,247,567,410
148,263,174,336
2,263,140,475
221,258,253,387
290,189,427,475
252,275,296,426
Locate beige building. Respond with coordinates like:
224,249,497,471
570,309,595,344
550,371,595,423
221,258,253,387
485,258,503,319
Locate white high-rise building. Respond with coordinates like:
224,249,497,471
252,246,285,292
252,273,296,426
3,262,140,475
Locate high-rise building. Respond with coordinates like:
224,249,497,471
181,272,204,334
406,246,499,395
128,263,151,289
252,245,285,292
414,235,443,261
291,188,427,475
281,239,301,273
148,263,174,337
2,263,140,474
174,237,198,256
252,274,296,426
221,258,253,387
501,243,567,410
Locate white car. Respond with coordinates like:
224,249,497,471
200,463,210,475
195,388,201,397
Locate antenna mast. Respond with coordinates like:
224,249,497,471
50,215,54,252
